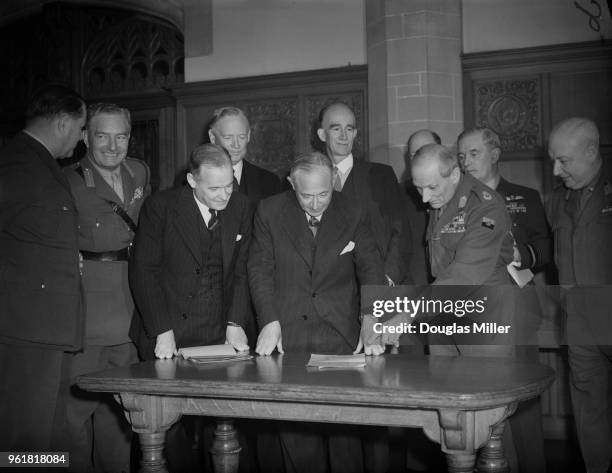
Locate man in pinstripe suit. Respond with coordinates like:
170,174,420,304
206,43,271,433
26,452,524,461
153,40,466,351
129,143,251,358
248,151,385,473
129,143,252,472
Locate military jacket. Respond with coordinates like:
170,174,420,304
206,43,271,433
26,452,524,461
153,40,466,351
66,156,150,345
427,173,514,286
496,178,551,272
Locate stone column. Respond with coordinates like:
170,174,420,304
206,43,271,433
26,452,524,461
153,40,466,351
366,0,463,180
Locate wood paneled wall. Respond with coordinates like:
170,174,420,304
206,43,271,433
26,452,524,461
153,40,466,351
170,66,368,186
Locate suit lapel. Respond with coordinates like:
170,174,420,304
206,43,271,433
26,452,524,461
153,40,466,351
280,195,314,269
173,187,205,264
340,162,358,198
240,160,250,195
220,195,240,280
314,195,347,264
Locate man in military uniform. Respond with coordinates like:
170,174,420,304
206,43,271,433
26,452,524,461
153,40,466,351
548,118,612,473
65,103,150,473
458,127,550,473
380,145,515,353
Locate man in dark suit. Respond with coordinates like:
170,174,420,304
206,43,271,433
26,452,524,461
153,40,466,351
0,84,86,452
129,143,251,472
130,142,250,358
248,151,386,473
65,103,150,473
316,102,412,286
458,127,550,473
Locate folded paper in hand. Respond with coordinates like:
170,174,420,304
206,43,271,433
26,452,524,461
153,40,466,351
507,263,533,288
307,353,366,369
178,344,253,364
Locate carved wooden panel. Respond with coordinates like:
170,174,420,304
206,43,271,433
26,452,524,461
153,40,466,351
82,17,184,97
473,77,542,153
173,66,368,183
129,119,161,192
305,93,365,158
245,99,298,175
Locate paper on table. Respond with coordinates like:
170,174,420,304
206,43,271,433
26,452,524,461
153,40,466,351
307,353,366,369
507,263,533,288
178,344,236,359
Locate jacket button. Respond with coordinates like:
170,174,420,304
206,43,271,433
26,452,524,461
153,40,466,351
311,292,316,298
195,268,201,275
182,313,188,320
302,315,308,320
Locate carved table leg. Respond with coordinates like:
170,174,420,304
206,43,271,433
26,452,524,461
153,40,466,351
138,432,169,473
476,422,509,473
210,418,241,473
446,452,477,473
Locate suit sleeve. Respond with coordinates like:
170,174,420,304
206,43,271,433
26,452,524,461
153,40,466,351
248,201,280,328
434,200,513,286
378,167,414,284
227,200,253,327
129,195,173,338
516,189,552,271
354,209,387,286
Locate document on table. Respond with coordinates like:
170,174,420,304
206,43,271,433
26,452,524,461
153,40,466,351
178,344,253,364
307,353,366,369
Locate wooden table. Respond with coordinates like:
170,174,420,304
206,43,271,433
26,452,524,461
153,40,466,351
77,353,554,473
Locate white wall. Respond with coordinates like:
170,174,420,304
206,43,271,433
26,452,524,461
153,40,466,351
462,0,612,53
185,0,366,82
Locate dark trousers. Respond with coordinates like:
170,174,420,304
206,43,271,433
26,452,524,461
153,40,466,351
0,343,72,452
569,344,612,473
66,343,137,473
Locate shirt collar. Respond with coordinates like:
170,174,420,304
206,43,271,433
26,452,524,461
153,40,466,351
334,154,353,176
88,157,122,180
192,192,214,224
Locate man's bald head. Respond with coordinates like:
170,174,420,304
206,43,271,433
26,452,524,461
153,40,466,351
407,129,442,159
317,102,357,163
548,117,601,190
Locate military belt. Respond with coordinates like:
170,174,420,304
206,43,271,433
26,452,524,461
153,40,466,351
81,247,130,262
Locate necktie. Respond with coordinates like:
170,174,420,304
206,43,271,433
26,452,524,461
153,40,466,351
233,172,239,192
208,209,219,230
308,216,320,237
333,166,342,192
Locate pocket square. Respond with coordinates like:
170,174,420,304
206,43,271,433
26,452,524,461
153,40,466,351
340,241,355,255
236,234,242,242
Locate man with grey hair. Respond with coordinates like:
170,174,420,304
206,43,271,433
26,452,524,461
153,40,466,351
248,150,385,473
208,106,282,204
458,126,550,473
548,117,612,473
65,102,151,472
